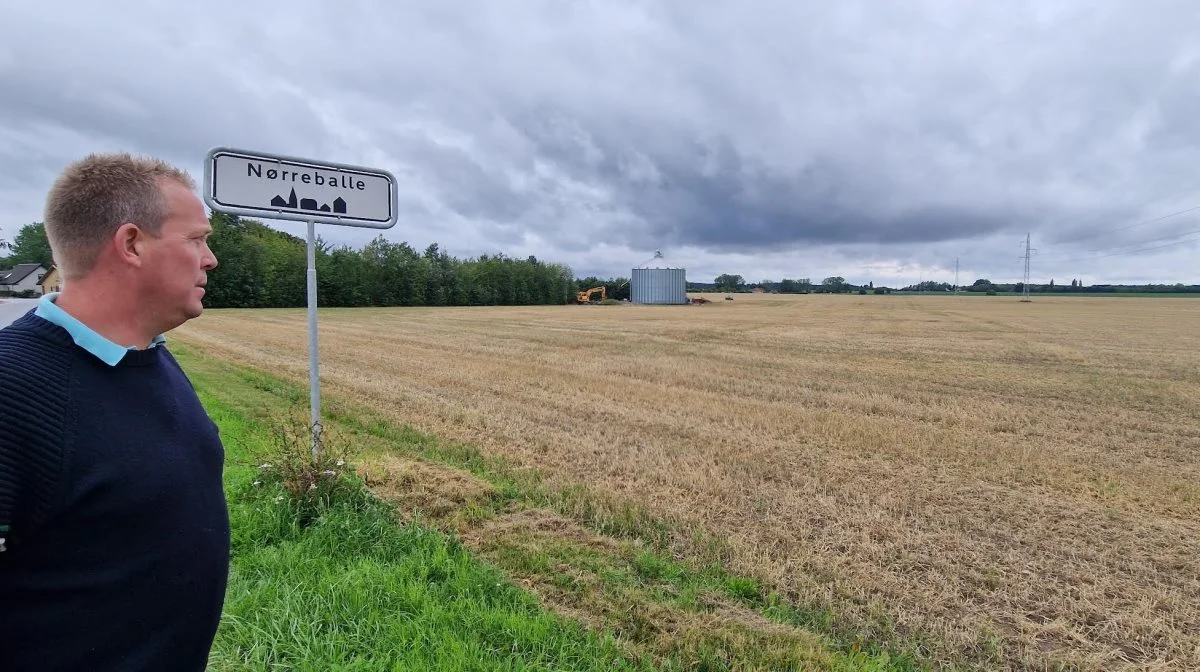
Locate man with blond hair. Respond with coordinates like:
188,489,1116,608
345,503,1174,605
0,152,229,671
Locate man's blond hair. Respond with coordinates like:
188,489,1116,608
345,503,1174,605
44,152,197,279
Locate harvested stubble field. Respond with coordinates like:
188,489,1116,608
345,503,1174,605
173,293,1200,671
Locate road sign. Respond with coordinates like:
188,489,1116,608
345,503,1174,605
202,147,398,229
201,146,400,460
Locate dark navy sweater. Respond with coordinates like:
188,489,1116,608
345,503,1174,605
0,310,230,671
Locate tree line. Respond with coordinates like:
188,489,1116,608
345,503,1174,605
1,216,579,307
202,214,579,308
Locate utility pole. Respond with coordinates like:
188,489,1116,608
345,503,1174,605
954,257,959,292
1020,233,1034,302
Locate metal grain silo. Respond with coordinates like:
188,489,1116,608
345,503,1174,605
630,250,688,305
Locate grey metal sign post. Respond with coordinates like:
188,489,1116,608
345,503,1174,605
202,147,399,460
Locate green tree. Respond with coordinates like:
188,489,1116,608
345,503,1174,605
204,213,267,307
714,274,745,292
316,242,369,307
258,226,307,307
822,276,846,293
5,223,53,268
197,214,581,309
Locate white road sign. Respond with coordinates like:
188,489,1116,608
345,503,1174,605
201,145,402,461
202,147,398,228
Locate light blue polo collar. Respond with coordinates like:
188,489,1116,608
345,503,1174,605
34,292,166,366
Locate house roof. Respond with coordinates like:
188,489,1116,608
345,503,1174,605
0,263,46,286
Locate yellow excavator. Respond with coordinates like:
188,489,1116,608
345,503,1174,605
576,286,607,304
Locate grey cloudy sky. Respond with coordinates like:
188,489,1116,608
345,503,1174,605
2,0,1198,286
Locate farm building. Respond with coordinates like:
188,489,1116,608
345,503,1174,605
631,251,687,305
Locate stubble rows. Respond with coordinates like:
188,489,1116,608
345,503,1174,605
174,295,1200,670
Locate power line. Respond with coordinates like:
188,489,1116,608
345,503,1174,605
1040,227,1200,258
1051,234,1200,264
1051,203,1200,245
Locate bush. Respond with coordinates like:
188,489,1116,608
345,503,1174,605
251,408,362,526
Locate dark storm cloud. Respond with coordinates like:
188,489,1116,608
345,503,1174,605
480,108,1045,255
379,132,529,224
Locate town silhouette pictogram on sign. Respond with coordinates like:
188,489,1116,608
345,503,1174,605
271,187,347,214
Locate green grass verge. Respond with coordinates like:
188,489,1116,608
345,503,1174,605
176,342,931,671
201,376,654,671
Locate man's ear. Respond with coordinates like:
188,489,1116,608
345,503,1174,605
113,223,146,268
